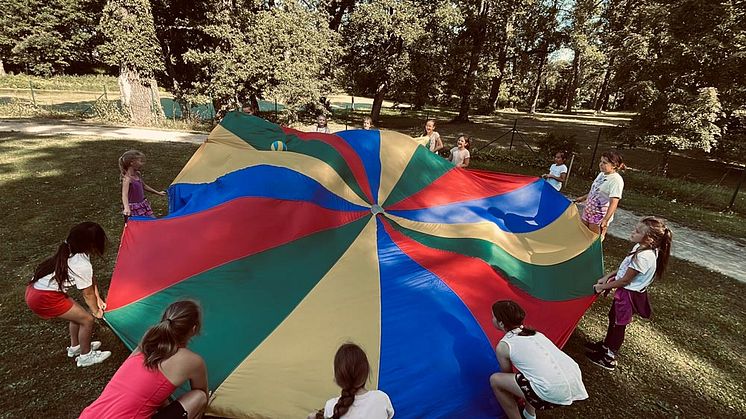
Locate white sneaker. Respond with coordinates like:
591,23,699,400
67,341,102,358
76,350,111,367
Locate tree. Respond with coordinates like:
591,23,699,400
183,0,339,120
454,0,490,122
339,0,425,122
99,0,165,124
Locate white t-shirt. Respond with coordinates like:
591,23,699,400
617,244,658,291
500,331,588,405
428,132,441,152
33,253,94,292
324,390,394,419
449,147,470,167
547,164,568,191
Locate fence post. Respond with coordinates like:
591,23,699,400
274,98,278,121
508,119,517,150
28,80,37,107
589,127,602,173
727,166,745,210
351,95,355,112
103,85,108,102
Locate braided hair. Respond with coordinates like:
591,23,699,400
316,343,370,419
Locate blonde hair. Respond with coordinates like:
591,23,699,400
119,150,145,177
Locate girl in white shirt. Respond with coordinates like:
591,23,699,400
311,343,394,419
586,216,673,370
424,119,443,153
574,150,625,239
25,222,111,367
489,300,588,419
448,135,471,168
542,151,568,191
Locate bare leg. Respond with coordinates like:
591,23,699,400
177,390,208,419
58,303,94,353
525,403,537,416
490,373,525,419
69,321,80,347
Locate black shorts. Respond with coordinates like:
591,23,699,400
515,373,561,411
152,400,188,419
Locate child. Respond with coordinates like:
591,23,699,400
362,116,373,130
573,151,625,238
315,114,331,133
542,151,568,191
586,216,673,371
448,134,471,168
424,119,443,153
24,222,111,367
81,300,208,419
489,300,588,419
120,150,166,219
310,343,394,419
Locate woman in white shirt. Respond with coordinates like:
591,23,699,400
489,300,588,419
310,343,394,419
25,222,111,367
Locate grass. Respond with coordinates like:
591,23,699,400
1,132,744,418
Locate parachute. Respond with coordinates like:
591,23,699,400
105,112,602,418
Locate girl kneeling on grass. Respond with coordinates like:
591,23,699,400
81,300,208,419
586,216,673,371
489,300,588,419
310,343,394,419
25,222,110,367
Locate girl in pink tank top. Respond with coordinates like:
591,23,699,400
81,301,208,419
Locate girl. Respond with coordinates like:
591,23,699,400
573,151,625,238
448,135,471,168
542,151,568,191
81,300,209,419
424,119,443,153
362,116,373,130
120,150,166,218
315,114,331,133
489,300,588,419
586,216,673,371
25,222,111,368
311,343,394,419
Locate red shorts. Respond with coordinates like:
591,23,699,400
25,284,74,319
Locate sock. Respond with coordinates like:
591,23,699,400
68,344,80,350
605,348,616,359
522,408,537,419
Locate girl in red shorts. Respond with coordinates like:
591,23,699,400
25,222,111,367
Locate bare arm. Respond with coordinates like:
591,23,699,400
459,157,470,168
600,197,620,230
81,286,103,318
496,342,512,373
121,177,131,216
434,135,444,152
143,182,166,196
573,194,588,203
189,356,209,396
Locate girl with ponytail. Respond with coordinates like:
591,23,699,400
25,222,111,367
309,343,394,419
586,216,673,371
489,300,588,419
81,300,208,419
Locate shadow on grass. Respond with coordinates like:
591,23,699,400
0,133,197,418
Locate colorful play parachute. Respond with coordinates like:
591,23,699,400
105,112,602,418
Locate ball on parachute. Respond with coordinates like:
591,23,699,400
270,141,286,151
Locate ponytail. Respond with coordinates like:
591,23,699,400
119,150,145,179
638,216,673,280
31,242,72,292
655,227,673,279
140,300,201,369
323,343,370,419
30,222,107,292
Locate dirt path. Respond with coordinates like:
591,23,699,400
3,118,744,283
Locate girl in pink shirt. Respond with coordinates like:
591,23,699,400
81,301,208,419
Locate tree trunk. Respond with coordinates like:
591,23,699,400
118,65,154,125
563,49,581,113
529,50,547,114
456,0,489,122
371,82,387,123
328,0,355,31
149,79,165,121
594,54,615,113
0,58,5,76
486,45,508,113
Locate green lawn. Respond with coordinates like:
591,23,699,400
1,133,744,418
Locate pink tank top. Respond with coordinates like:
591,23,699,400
80,352,176,419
